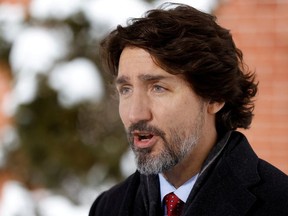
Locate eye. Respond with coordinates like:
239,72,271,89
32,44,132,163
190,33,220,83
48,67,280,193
118,85,132,96
152,84,166,93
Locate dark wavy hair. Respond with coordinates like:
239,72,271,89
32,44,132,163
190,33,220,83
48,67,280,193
100,3,258,134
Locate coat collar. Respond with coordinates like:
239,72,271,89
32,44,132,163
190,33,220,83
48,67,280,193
183,131,260,216
224,131,260,187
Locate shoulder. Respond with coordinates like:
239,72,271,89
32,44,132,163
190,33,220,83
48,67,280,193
228,131,288,181
89,171,141,216
226,131,288,187
225,131,288,213
247,159,288,215
254,158,288,197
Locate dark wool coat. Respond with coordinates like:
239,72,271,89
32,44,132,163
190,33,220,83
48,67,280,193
89,131,288,216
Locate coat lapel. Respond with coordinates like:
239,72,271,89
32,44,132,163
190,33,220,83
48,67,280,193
143,174,163,216
131,173,162,216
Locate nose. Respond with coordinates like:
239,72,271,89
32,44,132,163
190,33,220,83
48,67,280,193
127,92,152,124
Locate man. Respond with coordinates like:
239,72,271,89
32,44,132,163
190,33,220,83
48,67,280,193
89,3,288,216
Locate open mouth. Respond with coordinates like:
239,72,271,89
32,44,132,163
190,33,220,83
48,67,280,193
132,131,156,149
137,133,154,141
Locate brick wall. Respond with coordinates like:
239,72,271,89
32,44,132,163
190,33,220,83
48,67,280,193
215,0,288,174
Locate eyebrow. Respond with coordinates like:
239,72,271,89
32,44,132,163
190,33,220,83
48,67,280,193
115,74,169,85
115,75,129,85
139,74,167,82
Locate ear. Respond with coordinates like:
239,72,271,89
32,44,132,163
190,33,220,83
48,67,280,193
207,101,225,114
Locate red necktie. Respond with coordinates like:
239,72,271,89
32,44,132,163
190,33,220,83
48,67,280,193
164,192,184,216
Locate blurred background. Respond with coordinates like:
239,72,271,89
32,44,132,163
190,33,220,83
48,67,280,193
0,0,287,215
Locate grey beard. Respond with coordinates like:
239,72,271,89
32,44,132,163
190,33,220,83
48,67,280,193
134,129,200,175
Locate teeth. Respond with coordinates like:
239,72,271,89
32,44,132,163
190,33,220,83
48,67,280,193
133,131,154,141
139,133,149,136
138,134,153,141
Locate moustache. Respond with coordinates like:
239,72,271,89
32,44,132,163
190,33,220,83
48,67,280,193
127,120,166,138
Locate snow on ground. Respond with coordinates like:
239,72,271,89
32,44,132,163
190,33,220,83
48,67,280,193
0,181,91,216
0,181,36,216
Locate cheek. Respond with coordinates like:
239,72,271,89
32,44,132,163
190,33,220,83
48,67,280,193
163,103,199,127
119,103,128,126
166,101,190,116
118,102,123,116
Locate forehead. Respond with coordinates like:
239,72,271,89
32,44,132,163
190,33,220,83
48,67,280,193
118,47,155,70
117,47,174,80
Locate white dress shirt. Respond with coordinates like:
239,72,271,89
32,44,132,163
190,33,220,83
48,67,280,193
159,173,199,215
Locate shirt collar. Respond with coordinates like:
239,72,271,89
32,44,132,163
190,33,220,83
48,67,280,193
159,173,199,203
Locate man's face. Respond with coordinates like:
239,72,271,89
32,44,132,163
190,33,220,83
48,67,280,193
116,47,209,175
